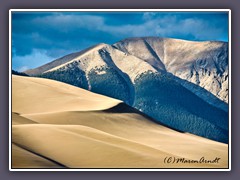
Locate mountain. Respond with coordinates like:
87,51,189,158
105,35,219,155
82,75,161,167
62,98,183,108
23,37,229,143
12,75,228,168
12,70,29,76
114,37,228,103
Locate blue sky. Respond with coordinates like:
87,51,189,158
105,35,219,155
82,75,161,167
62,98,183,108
11,11,229,71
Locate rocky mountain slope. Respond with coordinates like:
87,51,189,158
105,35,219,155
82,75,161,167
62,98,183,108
113,37,228,103
23,37,229,143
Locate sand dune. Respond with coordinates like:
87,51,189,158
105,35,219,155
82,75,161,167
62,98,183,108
12,75,121,114
12,112,37,125
11,75,228,168
12,143,65,168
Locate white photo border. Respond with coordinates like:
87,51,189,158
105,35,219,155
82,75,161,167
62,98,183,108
9,9,231,172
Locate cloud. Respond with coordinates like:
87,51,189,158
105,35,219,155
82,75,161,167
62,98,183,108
18,66,29,72
12,49,53,71
142,12,158,20
139,14,228,41
32,14,105,32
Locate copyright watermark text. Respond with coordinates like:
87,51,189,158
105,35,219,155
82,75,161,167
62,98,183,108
164,156,221,164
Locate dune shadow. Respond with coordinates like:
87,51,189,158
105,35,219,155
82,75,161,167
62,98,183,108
102,103,184,133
